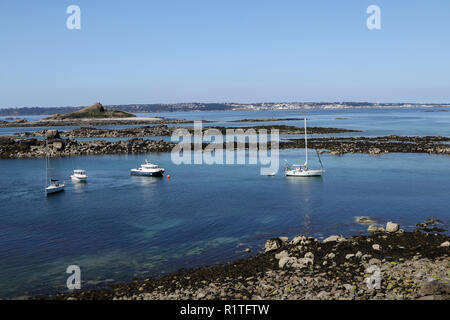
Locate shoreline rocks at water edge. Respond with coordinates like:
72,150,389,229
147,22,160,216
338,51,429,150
41,224,449,301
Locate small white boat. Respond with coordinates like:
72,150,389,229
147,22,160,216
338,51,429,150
70,169,88,181
130,160,165,177
46,179,65,195
285,118,325,177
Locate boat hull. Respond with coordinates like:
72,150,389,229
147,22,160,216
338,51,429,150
70,175,88,181
130,169,164,177
285,169,324,177
45,185,65,195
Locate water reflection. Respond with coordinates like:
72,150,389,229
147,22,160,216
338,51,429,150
285,176,324,234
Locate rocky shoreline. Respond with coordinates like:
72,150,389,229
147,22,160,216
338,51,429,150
2,133,450,158
41,222,449,300
0,118,192,128
0,135,173,158
283,135,450,155
13,125,360,138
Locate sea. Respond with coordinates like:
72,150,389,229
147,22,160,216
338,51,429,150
0,107,449,298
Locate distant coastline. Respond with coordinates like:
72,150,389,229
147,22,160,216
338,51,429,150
1,102,449,117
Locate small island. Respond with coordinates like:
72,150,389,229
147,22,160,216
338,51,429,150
44,102,135,120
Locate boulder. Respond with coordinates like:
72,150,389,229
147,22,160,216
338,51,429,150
323,235,346,243
304,252,314,260
386,221,399,233
356,217,375,224
264,238,282,253
291,235,307,245
275,250,289,260
278,256,297,269
440,241,449,248
293,257,313,269
45,130,61,139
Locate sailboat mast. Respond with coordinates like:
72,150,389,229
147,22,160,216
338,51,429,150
304,117,308,168
45,139,48,194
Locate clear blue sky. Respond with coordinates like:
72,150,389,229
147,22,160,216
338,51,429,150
1,0,450,108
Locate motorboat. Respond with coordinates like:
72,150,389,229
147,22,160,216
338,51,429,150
70,169,88,181
130,160,165,177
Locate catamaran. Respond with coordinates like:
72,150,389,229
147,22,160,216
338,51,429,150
285,118,325,177
130,160,165,177
45,141,65,195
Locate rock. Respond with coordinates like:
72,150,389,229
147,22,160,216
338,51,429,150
244,248,251,253
304,252,314,260
343,284,354,291
439,241,449,247
279,236,289,243
418,280,450,297
372,244,381,251
275,250,289,260
368,258,381,265
345,254,355,260
292,257,313,269
356,217,375,224
355,251,363,259
325,253,336,260
368,225,378,233
317,291,329,299
323,235,346,243
45,130,61,139
386,221,399,233
264,238,283,253
361,254,372,261
279,257,297,269
291,235,307,245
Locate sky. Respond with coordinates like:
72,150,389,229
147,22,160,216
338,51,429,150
1,0,450,108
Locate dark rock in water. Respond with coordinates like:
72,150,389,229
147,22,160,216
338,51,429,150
13,119,28,123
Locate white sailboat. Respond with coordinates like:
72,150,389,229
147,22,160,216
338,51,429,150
45,140,65,195
285,118,325,177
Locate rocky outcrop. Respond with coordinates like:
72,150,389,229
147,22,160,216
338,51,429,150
43,227,449,301
284,135,450,155
0,136,173,158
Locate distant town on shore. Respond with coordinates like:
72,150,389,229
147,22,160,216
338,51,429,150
1,102,449,117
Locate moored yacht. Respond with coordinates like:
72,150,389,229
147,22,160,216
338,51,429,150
46,179,66,195
285,118,325,177
130,160,165,177
45,140,65,195
70,169,88,181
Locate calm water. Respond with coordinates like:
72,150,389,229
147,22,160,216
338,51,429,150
0,108,449,299
2,107,450,137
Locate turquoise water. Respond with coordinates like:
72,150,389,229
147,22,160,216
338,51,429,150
0,108,449,299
